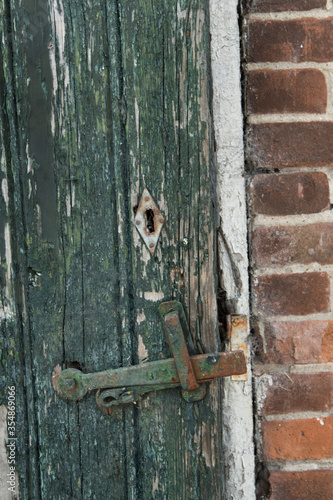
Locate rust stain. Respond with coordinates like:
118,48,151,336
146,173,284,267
170,266,185,291
226,314,248,381
51,364,62,393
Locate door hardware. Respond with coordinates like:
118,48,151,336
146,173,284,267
56,301,247,412
134,187,164,254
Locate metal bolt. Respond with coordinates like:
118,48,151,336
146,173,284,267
159,218,164,224
149,242,154,248
63,379,75,390
136,220,141,225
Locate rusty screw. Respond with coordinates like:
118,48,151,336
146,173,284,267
63,379,75,390
145,196,150,202
159,218,164,224
149,242,154,248
136,220,141,225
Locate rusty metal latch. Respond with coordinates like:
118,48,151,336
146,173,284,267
56,301,247,412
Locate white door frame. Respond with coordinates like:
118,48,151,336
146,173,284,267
210,1,256,498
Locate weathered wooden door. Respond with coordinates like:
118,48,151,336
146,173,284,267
1,1,226,498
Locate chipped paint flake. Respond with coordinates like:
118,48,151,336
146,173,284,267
138,335,148,362
134,99,140,150
137,311,146,324
1,179,9,207
152,472,159,493
49,0,70,135
52,364,62,393
4,224,12,300
143,291,164,302
66,193,71,217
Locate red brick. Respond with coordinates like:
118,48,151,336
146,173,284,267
248,18,333,63
252,223,333,267
247,69,327,114
250,172,330,216
262,416,333,460
270,470,333,500
248,122,333,168
248,0,326,13
254,272,330,316
259,373,333,415
261,320,333,364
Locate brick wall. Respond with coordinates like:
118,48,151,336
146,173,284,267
244,1,333,498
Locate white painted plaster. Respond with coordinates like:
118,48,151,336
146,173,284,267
247,9,333,20
255,374,273,414
290,362,333,373
264,412,331,422
272,458,333,471
254,363,333,375
210,1,256,498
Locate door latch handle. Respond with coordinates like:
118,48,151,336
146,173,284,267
56,301,247,412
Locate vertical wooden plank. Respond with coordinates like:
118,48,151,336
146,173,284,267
4,0,81,497
1,0,129,497
104,5,138,497
119,1,223,498
0,1,43,497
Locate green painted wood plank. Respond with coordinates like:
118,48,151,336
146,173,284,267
0,1,45,496
119,1,223,498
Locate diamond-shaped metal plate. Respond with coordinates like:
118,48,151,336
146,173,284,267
134,187,164,255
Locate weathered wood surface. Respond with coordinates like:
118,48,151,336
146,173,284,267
0,0,223,498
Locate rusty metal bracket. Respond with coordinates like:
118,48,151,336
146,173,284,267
227,314,248,381
56,301,247,412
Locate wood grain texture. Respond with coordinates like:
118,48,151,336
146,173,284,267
1,0,223,498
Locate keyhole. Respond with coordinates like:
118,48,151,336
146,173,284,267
145,209,155,234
